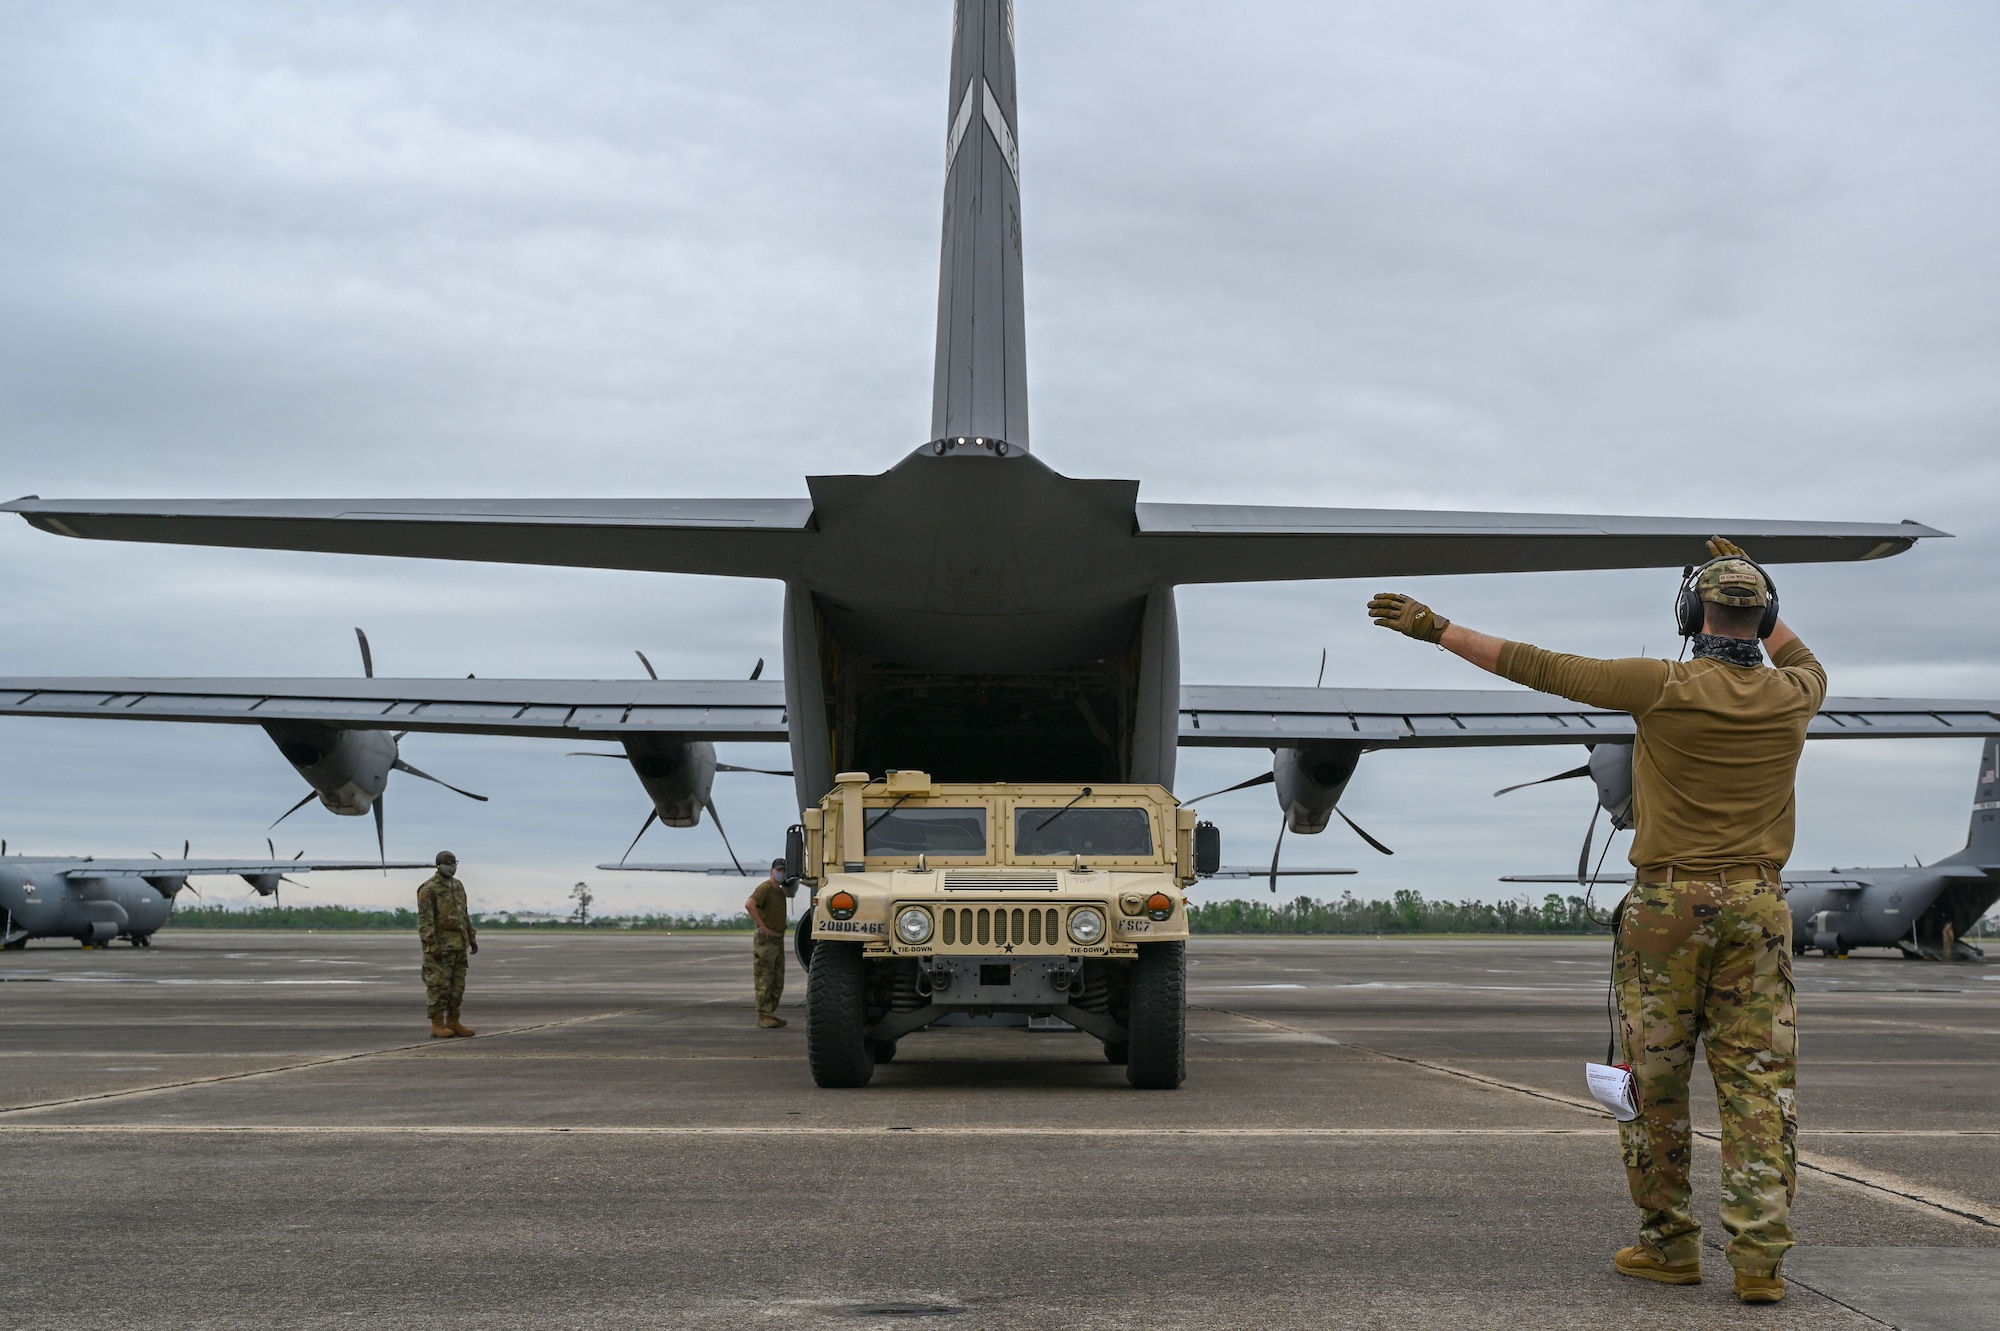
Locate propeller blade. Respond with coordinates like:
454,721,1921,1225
1315,648,1327,689
566,751,627,759
618,808,660,866
268,837,275,859
392,758,489,802
1493,764,1593,798
1268,821,1286,894
294,849,304,861
1186,771,1277,804
270,790,318,829
392,731,409,743
705,798,748,876
355,627,375,679
373,798,386,872
716,763,794,777
1576,803,1602,886
749,658,765,681
182,839,190,859
1334,805,1394,856
635,650,658,680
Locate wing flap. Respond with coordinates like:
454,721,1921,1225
0,677,790,742
1182,685,2000,748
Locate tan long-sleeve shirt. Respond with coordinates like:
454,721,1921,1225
1496,639,1827,875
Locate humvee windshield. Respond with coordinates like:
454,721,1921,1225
864,806,988,856
1013,806,1154,857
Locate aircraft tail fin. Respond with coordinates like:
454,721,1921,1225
1967,736,2000,864
930,0,1029,454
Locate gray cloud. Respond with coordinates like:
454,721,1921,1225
1,2,1995,915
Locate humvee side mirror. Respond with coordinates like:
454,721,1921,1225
1193,821,1221,877
784,824,806,884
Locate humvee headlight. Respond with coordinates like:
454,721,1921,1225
1067,906,1107,945
1146,892,1175,922
827,891,858,921
895,906,933,945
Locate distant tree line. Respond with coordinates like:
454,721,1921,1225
1187,891,1611,935
168,904,757,932
164,892,1609,936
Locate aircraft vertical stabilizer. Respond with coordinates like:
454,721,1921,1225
931,0,1028,452
1965,737,2000,864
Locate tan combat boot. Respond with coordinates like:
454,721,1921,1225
1614,1245,1701,1285
758,1013,787,1029
446,1010,475,1038
430,1016,453,1039
1735,1269,1786,1303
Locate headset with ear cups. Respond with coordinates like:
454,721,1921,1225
1675,556,1781,639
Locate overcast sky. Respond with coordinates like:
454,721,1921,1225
1,2,1995,918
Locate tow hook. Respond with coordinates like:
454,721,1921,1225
919,960,953,994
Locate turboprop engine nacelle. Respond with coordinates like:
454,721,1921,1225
622,736,717,827
1275,741,1366,834
263,723,396,816
1587,743,1635,830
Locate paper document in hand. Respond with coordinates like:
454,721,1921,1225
1585,1062,1639,1121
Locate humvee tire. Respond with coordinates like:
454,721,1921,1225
807,941,875,1088
1125,942,1186,1089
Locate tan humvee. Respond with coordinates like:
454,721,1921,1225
799,771,1201,1090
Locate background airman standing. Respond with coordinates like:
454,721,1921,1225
746,857,796,1028
417,850,478,1038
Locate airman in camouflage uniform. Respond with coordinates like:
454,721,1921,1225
747,858,796,1028
1369,537,1820,1304
417,851,478,1038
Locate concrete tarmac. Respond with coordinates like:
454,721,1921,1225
3,931,1999,1330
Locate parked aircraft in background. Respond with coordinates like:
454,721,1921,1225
3,2,1997,864
1503,737,2000,961
0,844,428,948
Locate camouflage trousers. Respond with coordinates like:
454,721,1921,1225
753,933,785,1016
423,945,469,1018
1614,875,1798,1274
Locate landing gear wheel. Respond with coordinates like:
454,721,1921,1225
1125,942,1186,1089
1102,1040,1129,1065
806,941,875,1088
794,904,815,972
868,1037,898,1064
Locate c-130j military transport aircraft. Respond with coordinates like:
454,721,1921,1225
2,1,1998,873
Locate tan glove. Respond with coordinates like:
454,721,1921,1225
1368,592,1450,644
1707,536,1749,560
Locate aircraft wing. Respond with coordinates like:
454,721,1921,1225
1181,686,2000,749
1205,866,1356,878
1136,505,1940,583
1,497,816,578
60,859,431,879
0,677,790,742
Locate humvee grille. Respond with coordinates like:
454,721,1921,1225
940,905,1062,949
